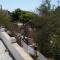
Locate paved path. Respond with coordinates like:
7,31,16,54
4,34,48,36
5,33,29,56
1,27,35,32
0,40,13,60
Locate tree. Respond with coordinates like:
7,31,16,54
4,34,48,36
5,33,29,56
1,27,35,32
0,10,11,28
11,8,34,23
19,11,33,23
11,8,21,22
37,0,51,16
31,1,60,59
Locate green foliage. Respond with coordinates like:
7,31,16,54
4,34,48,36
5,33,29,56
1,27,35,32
32,2,60,59
11,8,33,23
37,0,51,16
11,8,21,21
0,11,11,28
0,10,14,31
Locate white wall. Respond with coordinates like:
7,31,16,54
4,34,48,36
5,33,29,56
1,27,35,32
21,40,36,56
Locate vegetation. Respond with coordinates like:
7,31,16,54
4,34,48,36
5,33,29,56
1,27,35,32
11,8,34,23
0,10,11,29
31,0,60,60
0,0,60,60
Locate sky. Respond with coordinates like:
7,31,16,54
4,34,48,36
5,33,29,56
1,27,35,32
0,0,59,12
